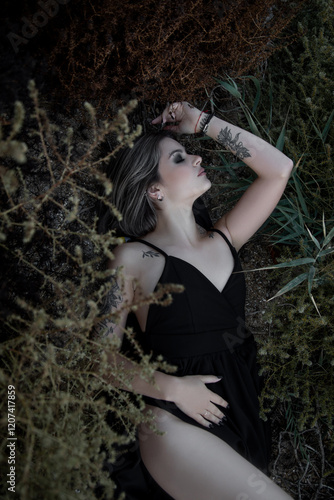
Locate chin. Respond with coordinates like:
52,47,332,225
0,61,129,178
201,178,212,193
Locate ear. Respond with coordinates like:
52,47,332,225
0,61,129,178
147,184,163,202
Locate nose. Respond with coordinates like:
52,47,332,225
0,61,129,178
192,155,202,166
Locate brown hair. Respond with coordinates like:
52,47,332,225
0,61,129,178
99,130,174,238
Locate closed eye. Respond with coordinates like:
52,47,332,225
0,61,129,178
174,153,185,164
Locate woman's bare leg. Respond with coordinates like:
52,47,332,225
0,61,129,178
139,407,292,500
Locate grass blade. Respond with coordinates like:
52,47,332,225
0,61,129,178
242,257,315,272
323,226,334,247
239,104,261,137
273,232,305,245
292,173,310,218
215,78,242,99
243,75,261,113
275,124,286,152
308,265,316,295
305,225,321,250
310,293,322,318
322,109,334,142
268,272,309,301
322,212,326,239
318,247,334,258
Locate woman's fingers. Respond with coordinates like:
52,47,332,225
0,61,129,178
200,374,223,384
211,391,229,410
151,102,183,125
173,373,229,428
198,376,229,427
197,414,213,428
200,375,229,409
204,410,226,426
197,406,226,428
151,101,202,135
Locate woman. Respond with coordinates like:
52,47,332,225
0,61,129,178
100,102,293,499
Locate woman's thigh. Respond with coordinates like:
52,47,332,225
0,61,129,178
138,406,292,500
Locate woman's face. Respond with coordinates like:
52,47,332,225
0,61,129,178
157,138,211,204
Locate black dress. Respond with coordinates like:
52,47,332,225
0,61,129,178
111,228,270,499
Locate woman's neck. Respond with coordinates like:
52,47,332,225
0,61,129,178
151,205,205,248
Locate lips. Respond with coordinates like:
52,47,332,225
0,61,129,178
198,168,206,176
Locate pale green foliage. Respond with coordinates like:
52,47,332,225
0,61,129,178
0,101,27,165
257,252,334,430
0,84,181,499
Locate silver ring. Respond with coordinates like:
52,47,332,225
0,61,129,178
204,411,209,417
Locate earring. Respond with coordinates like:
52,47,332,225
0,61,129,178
157,194,164,202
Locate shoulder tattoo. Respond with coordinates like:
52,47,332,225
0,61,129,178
198,225,214,238
142,250,160,258
217,127,251,160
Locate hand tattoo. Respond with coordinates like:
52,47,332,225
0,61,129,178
217,127,251,159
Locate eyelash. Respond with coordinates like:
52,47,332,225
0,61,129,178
174,154,185,164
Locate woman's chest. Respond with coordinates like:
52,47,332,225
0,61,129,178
134,241,235,332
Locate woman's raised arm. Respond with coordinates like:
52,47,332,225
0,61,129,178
153,102,293,251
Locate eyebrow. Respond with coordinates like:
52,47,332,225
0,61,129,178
168,148,185,158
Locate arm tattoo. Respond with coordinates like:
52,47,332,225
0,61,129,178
217,127,251,160
142,250,160,258
95,276,123,337
95,318,114,338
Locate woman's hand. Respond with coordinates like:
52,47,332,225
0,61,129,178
172,374,229,428
151,101,203,135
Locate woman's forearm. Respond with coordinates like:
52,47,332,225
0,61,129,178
103,351,229,428
202,114,293,179
104,350,179,402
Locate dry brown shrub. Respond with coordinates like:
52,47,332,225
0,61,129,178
44,0,305,110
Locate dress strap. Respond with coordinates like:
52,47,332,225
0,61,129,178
210,228,236,253
130,238,168,258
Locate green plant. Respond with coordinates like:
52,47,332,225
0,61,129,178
201,73,333,311
0,85,181,500
198,49,333,493
244,4,334,493
257,263,334,429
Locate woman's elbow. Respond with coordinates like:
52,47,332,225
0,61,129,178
280,157,294,178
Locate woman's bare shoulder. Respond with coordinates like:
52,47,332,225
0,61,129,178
109,240,159,276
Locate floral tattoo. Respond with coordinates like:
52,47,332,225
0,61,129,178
94,275,123,337
217,127,251,159
142,250,160,258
